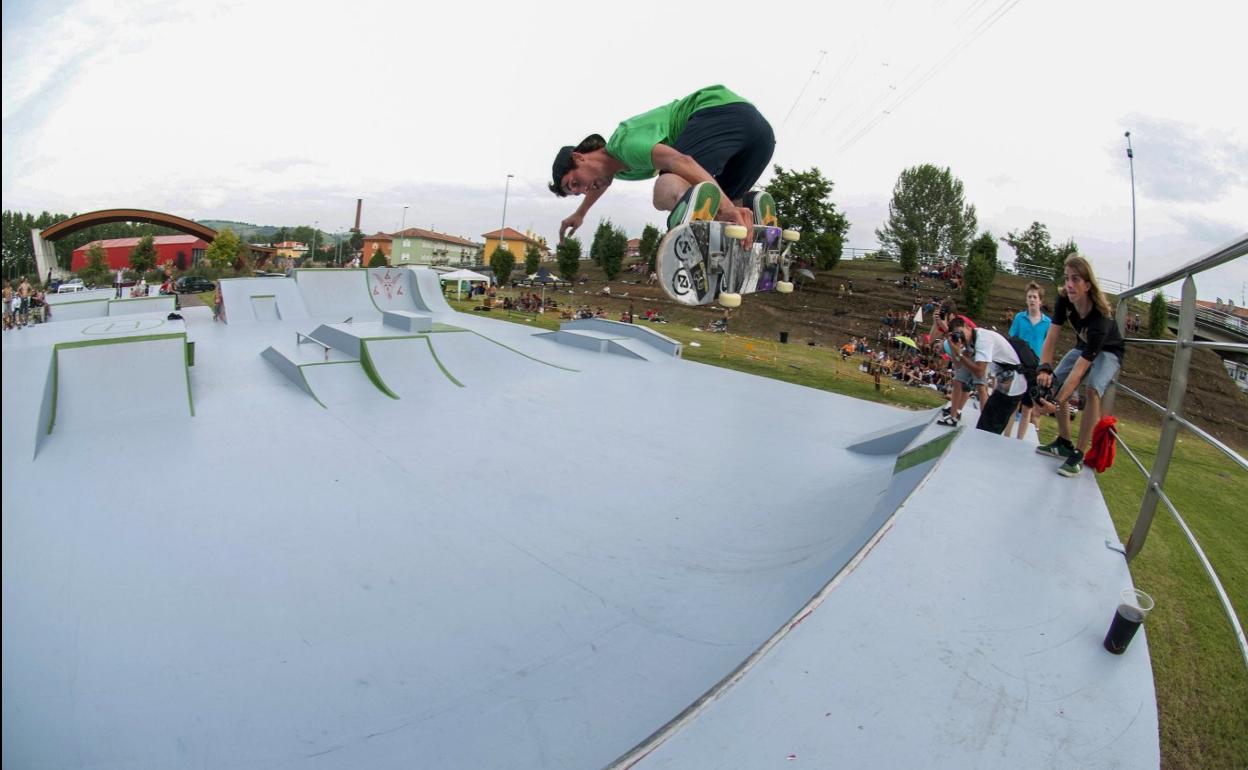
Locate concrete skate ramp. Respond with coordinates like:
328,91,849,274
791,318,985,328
299,360,389,406
629,426,1157,770
44,333,192,436
413,265,453,313
42,296,110,320
426,330,575,385
361,336,463,396
295,268,382,321
220,277,310,324
366,266,438,314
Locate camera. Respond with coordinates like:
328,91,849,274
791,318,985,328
1030,382,1056,404
949,330,966,345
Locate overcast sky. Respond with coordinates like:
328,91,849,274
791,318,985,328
3,0,1245,301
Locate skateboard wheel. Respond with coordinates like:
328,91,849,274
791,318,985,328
724,225,749,239
777,281,794,294
719,292,742,308
782,229,801,242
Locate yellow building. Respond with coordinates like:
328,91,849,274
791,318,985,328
481,227,546,261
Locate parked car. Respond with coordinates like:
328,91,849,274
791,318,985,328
56,279,86,293
175,276,216,293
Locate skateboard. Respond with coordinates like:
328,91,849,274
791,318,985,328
657,221,800,307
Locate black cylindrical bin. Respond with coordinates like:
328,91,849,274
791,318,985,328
779,331,790,344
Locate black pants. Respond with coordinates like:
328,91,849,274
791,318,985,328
976,390,1023,434
664,102,775,201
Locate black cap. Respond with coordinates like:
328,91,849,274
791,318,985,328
551,145,575,195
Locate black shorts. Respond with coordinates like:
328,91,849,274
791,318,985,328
976,391,1023,434
664,102,775,201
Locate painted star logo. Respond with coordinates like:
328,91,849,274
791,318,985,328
372,269,405,301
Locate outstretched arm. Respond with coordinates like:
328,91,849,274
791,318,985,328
561,185,610,242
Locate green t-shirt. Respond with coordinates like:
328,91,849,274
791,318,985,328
606,85,748,181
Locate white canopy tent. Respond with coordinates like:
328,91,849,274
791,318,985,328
439,268,493,299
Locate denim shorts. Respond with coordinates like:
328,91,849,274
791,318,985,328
1054,347,1121,398
665,102,776,201
954,365,986,388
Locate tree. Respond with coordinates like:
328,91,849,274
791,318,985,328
128,234,157,274
876,164,977,260
204,229,243,274
368,250,389,268
79,242,111,287
524,242,542,276
490,246,516,287
589,220,614,266
1004,222,1079,282
1051,238,1079,282
962,232,1000,317
764,166,849,270
1148,291,1168,339
899,240,919,275
639,224,661,273
556,237,582,280
599,224,627,281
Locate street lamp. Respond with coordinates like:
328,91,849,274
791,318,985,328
1125,131,1137,288
499,174,514,268
400,205,410,264
311,220,318,266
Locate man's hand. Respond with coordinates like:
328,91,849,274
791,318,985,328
718,203,755,249
1036,370,1053,388
559,212,584,243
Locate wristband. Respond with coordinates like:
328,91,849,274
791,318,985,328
1039,363,1054,374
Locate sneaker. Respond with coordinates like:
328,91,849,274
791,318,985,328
1036,437,1075,459
743,190,779,227
1058,449,1084,477
667,182,721,229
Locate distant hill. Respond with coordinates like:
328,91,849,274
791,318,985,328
197,220,281,241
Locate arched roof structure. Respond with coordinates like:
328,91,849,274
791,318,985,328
40,209,218,242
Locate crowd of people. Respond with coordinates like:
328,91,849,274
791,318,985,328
3,277,47,330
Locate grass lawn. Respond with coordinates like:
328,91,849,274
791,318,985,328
450,294,1247,768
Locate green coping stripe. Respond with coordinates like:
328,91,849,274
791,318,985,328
297,366,327,409
358,339,400,399
48,332,193,434
468,331,580,372
359,334,467,388
894,428,959,473
250,294,276,299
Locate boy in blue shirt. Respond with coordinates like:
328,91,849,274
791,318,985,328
1007,282,1051,440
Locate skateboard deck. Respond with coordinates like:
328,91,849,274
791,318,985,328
656,221,799,307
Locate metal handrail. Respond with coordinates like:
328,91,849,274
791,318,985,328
1117,232,1248,302
296,332,331,362
1100,231,1247,671
1124,337,1248,353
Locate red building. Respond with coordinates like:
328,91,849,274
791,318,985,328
71,235,209,272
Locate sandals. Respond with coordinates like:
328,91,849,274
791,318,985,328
936,414,959,427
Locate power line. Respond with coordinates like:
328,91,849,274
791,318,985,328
781,50,828,128
838,0,1024,153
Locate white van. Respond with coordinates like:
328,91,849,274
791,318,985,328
56,280,86,294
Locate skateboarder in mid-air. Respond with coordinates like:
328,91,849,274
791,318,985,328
550,85,777,248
